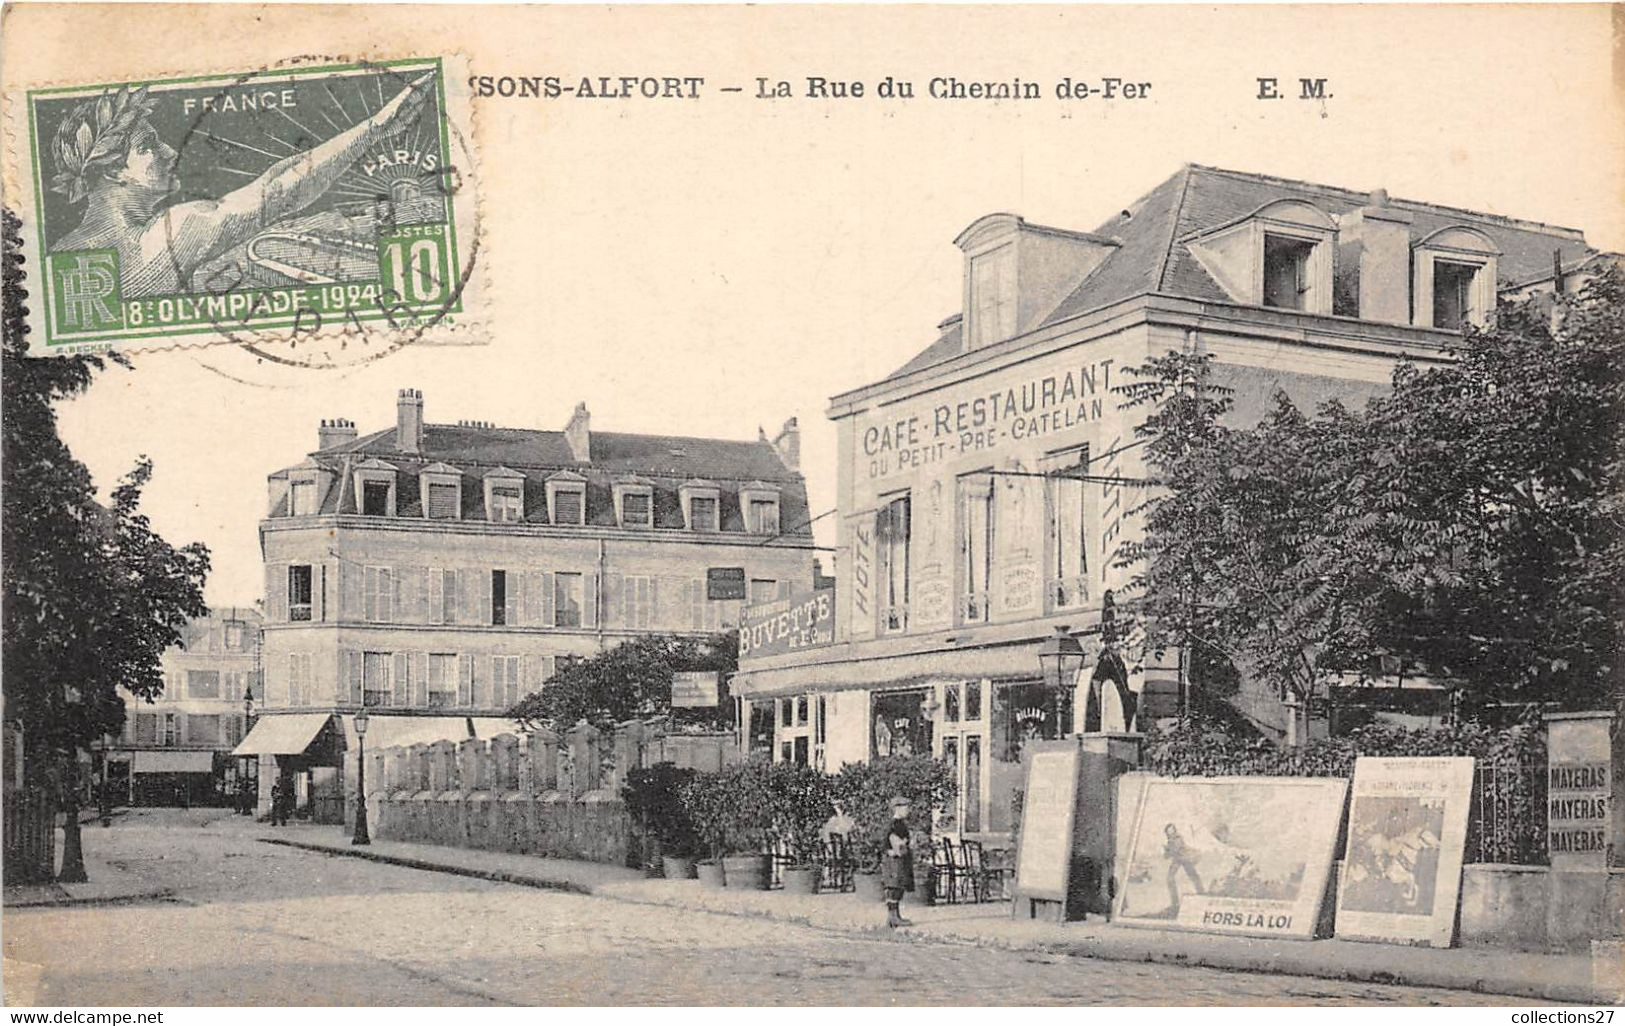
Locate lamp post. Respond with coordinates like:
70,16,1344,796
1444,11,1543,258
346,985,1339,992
1037,625,1086,736
58,685,88,883
240,684,257,816
351,706,371,845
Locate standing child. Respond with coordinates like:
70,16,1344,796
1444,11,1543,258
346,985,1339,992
880,795,915,928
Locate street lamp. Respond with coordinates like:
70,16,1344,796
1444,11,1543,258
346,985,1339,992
1037,625,1086,693
351,705,371,846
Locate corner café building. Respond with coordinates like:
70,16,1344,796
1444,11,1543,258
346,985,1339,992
729,164,1603,840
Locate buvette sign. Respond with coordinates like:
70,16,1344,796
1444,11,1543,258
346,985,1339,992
739,587,835,660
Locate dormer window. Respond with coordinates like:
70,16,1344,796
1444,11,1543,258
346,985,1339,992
1263,234,1316,310
613,476,655,528
352,459,398,517
289,479,317,516
546,472,587,526
1186,199,1336,315
1412,227,1499,331
483,467,526,524
740,481,782,535
680,478,721,532
418,462,463,520
968,244,1017,349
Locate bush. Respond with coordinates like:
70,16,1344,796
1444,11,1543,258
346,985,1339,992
622,762,700,859
678,758,777,860
762,761,837,866
833,755,956,870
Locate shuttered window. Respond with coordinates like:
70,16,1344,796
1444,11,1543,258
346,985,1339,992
362,652,391,707
552,487,584,526
428,654,457,708
364,566,393,623
427,482,460,519
554,573,584,628
624,576,654,629
621,492,652,527
491,656,521,709
288,565,313,621
688,496,718,531
289,480,315,516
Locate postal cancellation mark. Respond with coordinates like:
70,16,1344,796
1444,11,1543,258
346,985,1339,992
16,57,475,356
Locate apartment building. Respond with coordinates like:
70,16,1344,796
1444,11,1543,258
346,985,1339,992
238,392,817,818
106,608,263,806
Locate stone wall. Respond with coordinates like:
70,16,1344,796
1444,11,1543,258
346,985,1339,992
360,720,738,865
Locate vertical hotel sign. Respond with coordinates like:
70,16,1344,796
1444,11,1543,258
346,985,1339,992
849,512,875,640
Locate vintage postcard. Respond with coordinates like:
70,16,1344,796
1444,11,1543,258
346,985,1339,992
2,1,1622,1015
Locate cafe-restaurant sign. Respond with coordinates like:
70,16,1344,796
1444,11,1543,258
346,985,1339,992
740,587,835,661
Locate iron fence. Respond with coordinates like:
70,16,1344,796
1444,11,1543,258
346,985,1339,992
3,787,56,884
1467,756,1547,866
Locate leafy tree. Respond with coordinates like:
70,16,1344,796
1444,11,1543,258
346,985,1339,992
2,207,210,878
1116,271,1625,739
508,631,738,731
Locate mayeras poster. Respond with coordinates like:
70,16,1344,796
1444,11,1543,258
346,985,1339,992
1334,756,1475,947
1114,776,1347,939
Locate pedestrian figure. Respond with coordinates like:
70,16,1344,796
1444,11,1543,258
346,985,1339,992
1163,823,1204,915
880,795,916,928
270,777,288,827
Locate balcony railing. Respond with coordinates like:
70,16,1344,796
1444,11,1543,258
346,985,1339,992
880,604,909,634
961,591,990,624
1048,575,1091,612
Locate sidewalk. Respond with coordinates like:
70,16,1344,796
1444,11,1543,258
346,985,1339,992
3,842,173,909
262,831,1621,1004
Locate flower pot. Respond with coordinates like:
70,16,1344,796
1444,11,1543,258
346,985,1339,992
781,865,820,895
662,855,698,880
696,860,727,889
853,869,885,902
722,853,771,891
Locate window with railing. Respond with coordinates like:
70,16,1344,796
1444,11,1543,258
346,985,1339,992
362,651,391,707
288,565,313,622
958,474,993,623
427,653,457,708
1044,446,1091,612
877,494,911,633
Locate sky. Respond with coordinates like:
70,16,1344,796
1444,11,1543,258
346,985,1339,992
11,3,1622,609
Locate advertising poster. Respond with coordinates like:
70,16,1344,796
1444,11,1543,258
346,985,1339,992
1335,756,1475,947
1114,776,1347,939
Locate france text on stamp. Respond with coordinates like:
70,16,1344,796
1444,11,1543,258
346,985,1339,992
10,56,480,356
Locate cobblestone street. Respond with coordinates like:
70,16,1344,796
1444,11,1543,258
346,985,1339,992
3,811,1513,1006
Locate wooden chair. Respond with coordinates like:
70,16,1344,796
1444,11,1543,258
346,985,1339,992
822,833,855,892
932,837,962,904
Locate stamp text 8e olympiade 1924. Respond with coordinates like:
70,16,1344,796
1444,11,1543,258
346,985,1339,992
19,57,475,355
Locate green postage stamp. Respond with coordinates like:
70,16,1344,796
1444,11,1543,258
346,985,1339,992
8,56,481,356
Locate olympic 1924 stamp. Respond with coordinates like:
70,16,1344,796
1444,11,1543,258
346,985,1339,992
10,56,481,357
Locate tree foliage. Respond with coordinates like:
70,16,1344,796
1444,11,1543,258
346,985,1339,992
1118,271,1624,721
2,207,211,779
507,631,738,731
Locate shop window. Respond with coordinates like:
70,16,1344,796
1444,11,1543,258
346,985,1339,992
781,698,793,728
748,702,775,755
966,680,983,720
992,682,1063,763
796,695,809,725
877,493,912,633
793,736,809,766
288,565,313,622
944,685,961,723
871,689,932,759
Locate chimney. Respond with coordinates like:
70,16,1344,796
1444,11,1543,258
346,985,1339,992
771,416,800,471
318,417,357,450
1338,189,1415,324
563,402,591,462
396,388,424,453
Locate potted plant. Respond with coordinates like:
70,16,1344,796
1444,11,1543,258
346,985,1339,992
767,761,836,896
679,769,731,888
621,762,700,880
718,759,776,890
834,755,956,904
